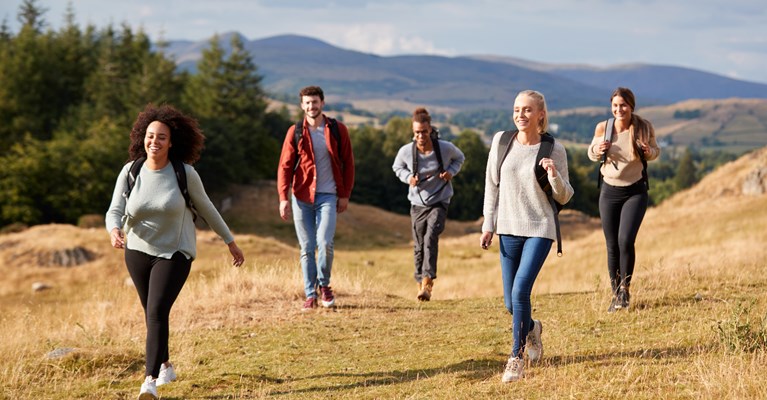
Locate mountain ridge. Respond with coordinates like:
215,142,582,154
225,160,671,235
161,33,767,112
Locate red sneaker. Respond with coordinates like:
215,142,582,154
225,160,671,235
319,286,336,308
301,297,317,312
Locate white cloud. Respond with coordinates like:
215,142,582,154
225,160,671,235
333,24,451,56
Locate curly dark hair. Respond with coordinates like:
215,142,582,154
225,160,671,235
128,104,205,164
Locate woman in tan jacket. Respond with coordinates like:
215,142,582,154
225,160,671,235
588,87,660,313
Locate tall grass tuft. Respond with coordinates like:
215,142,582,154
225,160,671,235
715,301,767,353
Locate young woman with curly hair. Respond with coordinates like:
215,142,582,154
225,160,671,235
106,104,244,399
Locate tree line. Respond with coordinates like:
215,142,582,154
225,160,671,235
0,0,289,227
0,1,736,230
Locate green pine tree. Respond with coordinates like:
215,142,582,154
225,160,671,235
675,149,697,190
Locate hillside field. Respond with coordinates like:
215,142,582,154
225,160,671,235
1,148,767,399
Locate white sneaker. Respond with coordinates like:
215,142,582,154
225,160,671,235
501,356,524,382
138,376,158,400
526,320,543,362
156,363,177,386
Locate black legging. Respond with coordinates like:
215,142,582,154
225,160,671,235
599,180,648,292
125,249,192,378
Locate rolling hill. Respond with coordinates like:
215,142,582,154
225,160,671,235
161,32,767,112
472,55,767,104
1,146,766,398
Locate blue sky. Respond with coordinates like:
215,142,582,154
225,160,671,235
3,0,766,84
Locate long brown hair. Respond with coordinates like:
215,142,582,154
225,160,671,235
611,87,652,155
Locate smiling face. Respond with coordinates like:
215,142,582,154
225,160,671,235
611,95,633,123
300,95,324,119
513,94,545,133
412,121,432,148
144,121,171,162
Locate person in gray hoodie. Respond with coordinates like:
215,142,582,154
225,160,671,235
393,107,465,301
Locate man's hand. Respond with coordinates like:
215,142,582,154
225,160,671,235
337,197,349,213
409,175,419,186
279,200,291,221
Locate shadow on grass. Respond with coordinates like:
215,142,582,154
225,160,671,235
543,342,714,368
264,358,500,396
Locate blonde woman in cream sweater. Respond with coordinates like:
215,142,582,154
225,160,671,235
480,90,574,382
588,87,660,313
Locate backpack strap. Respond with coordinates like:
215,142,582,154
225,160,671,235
293,117,343,172
537,133,563,256
327,118,343,170
411,135,445,180
633,140,650,190
123,157,147,200
169,158,202,223
495,130,517,187
292,121,303,172
597,118,615,189
122,156,201,224
431,137,445,174
495,131,564,256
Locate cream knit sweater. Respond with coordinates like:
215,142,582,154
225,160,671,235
482,132,574,240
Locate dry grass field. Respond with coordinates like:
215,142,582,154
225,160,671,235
1,147,766,399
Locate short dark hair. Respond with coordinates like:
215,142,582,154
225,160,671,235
128,104,205,164
299,86,324,101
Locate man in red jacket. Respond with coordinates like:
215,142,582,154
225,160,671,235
277,86,355,311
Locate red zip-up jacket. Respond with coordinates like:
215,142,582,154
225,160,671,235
277,115,355,204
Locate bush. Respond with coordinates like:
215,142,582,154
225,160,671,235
714,301,767,353
0,223,28,234
77,214,105,229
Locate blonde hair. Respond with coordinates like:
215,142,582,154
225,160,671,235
516,90,549,133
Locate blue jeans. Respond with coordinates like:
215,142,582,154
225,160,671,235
292,193,337,299
499,235,552,357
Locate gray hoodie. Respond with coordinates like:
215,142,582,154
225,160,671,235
392,140,465,207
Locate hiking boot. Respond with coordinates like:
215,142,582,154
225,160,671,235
619,286,630,309
607,295,618,313
526,320,543,363
319,286,336,308
416,280,423,300
418,277,433,301
156,363,176,386
301,297,318,312
501,356,524,382
138,376,158,400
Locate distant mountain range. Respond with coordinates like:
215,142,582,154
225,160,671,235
162,32,767,112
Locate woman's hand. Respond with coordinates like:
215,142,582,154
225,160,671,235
597,140,611,155
110,228,125,249
636,140,651,156
480,231,493,250
228,241,245,267
539,157,558,177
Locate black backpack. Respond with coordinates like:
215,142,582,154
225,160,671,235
411,134,445,178
122,157,201,223
496,130,564,256
411,129,448,205
293,118,342,170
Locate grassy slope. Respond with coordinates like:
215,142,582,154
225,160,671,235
2,148,767,399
